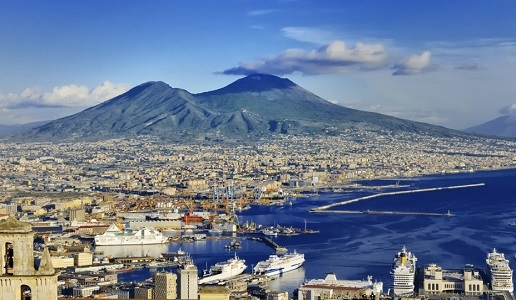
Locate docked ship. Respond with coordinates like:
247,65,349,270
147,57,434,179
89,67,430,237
486,248,514,293
390,246,417,297
253,251,305,276
94,224,169,246
198,253,247,284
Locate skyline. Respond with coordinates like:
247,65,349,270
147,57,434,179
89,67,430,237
1,1,516,129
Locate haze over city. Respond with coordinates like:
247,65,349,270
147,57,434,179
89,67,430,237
1,1,516,130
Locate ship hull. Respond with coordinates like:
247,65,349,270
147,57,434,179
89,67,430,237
94,224,168,246
261,261,303,276
254,253,305,277
94,238,168,246
199,255,247,284
198,265,246,284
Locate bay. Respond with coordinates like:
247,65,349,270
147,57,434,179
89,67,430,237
100,168,516,294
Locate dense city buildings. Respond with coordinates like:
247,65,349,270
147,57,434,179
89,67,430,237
0,133,515,299
0,133,515,202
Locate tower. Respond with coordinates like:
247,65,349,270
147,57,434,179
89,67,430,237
177,260,198,300
154,271,177,299
0,216,59,300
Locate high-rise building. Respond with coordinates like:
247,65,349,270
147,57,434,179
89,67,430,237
178,259,198,300
135,286,153,299
154,271,177,299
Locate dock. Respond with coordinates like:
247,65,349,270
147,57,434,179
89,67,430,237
311,209,454,217
259,237,288,252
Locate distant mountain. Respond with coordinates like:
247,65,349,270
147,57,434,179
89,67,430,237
16,74,466,141
195,74,461,136
465,115,516,138
0,120,50,136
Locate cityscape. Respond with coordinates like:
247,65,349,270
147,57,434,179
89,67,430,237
0,132,516,299
3,1,516,300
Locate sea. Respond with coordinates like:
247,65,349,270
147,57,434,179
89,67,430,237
96,168,516,294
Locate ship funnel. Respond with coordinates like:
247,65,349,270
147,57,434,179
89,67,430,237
400,252,407,264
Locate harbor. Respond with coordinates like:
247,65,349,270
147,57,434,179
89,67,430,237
32,169,516,299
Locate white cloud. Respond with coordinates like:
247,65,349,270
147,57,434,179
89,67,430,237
392,51,435,75
221,40,389,76
248,9,277,16
499,104,516,115
281,27,336,45
0,81,129,109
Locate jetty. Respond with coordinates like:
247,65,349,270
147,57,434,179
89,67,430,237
311,209,454,217
309,183,484,215
260,237,288,252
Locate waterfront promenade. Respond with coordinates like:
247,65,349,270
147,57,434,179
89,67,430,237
309,183,485,216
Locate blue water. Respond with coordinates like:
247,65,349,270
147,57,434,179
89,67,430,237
105,168,516,293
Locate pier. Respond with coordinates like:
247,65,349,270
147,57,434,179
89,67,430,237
309,183,485,216
260,237,288,252
311,209,454,217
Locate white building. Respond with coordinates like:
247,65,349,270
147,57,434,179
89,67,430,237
423,263,484,296
298,273,383,300
178,261,198,300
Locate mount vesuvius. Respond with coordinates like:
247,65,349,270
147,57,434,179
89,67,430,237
17,74,464,141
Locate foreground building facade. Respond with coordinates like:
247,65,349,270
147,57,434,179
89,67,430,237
0,216,59,300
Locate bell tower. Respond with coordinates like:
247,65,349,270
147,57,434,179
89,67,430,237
0,216,59,300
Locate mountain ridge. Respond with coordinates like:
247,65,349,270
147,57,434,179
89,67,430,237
13,74,469,141
465,115,516,138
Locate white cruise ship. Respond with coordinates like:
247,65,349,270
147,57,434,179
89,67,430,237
486,248,514,293
390,246,417,297
199,253,247,284
253,251,305,276
94,224,169,246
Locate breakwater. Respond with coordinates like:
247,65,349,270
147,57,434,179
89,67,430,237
309,183,485,214
311,209,453,217
259,237,288,252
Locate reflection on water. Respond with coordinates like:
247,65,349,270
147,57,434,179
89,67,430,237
267,267,306,295
95,244,169,258
94,170,516,293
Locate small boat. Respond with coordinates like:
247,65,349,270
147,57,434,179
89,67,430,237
209,228,223,234
261,228,278,236
510,222,516,226
225,240,241,249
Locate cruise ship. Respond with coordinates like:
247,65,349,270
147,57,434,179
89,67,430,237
253,251,305,276
94,224,169,246
390,246,417,297
199,253,247,284
486,248,514,293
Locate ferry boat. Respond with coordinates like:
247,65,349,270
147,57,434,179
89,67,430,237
198,253,247,284
486,248,514,293
390,246,417,297
253,251,305,276
94,224,169,246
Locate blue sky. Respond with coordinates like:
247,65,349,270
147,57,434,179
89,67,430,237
1,1,516,129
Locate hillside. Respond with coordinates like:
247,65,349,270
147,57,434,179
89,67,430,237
16,74,466,141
